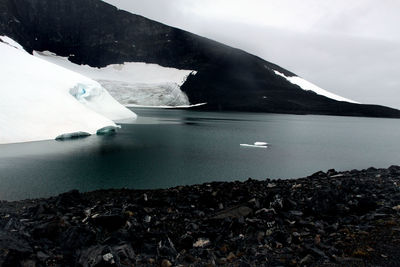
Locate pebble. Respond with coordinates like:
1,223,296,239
161,259,172,267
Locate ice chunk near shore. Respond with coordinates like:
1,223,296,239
55,132,91,141
96,125,121,135
0,36,136,144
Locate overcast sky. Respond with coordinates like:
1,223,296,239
103,0,400,109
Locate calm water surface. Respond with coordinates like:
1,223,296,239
1,108,400,200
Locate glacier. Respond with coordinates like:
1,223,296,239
33,51,197,107
0,36,136,144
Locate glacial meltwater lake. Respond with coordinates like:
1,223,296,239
1,108,400,201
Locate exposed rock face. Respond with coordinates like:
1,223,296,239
1,0,400,117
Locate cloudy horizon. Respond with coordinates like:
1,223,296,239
103,0,400,109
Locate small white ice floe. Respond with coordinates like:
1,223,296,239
254,142,268,146
240,141,269,148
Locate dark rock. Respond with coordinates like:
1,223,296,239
299,254,313,265
183,253,196,263
178,234,194,250
212,206,253,219
77,245,111,267
113,244,135,264
0,231,32,254
308,246,327,258
0,231,33,266
56,189,81,206
389,165,400,174
311,171,326,178
91,214,126,231
335,257,365,266
327,169,337,176
60,226,95,249
36,251,50,262
32,219,63,239
289,210,304,217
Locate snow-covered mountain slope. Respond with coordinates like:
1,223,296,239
273,70,357,103
2,0,400,117
33,51,197,106
0,36,136,144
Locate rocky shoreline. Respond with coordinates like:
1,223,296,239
1,166,400,266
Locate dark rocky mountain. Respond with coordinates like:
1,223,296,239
1,0,399,118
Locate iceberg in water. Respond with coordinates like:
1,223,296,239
0,36,136,144
240,141,269,148
254,142,268,146
240,144,268,148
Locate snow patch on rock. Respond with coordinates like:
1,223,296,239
273,70,358,104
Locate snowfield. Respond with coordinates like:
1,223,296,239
273,70,358,104
0,36,136,144
33,51,197,107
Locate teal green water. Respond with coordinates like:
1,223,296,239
1,108,400,201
